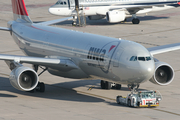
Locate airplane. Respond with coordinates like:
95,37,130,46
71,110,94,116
0,0,180,93
48,0,180,25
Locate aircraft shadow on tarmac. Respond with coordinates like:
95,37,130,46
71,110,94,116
85,16,168,26
0,93,17,98
0,77,104,102
0,76,147,104
34,15,168,26
33,15,168,27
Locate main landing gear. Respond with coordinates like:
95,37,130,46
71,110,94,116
100,80,121,90
132,14,140,24
72,16,77,26
132,18,140,24
30,65,47,93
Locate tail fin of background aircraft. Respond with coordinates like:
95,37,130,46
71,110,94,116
11,0,32,23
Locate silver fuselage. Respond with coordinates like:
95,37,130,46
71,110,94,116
9,19,155,85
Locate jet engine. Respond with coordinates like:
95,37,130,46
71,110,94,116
88,15,105,20
149,61,174,85
106,11,126,23
9,66,39,91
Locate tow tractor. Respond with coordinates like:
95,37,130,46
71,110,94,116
116,90,162,107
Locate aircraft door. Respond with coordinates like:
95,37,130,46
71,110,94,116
67,0,74,9
68,0,75,9
112,48,123,67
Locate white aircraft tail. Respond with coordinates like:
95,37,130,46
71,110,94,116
11,0,32,23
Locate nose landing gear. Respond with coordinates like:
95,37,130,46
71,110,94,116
128,84,140,93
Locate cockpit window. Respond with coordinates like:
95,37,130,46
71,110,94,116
130,56,152,61
146,57,151,61
138,57,145,61
130,56,137,61
55,1,60,4
56,1,67,5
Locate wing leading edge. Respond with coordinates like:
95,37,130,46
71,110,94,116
148,43,180,56
0,54,78,70
36,17,73,26
0,27,11,31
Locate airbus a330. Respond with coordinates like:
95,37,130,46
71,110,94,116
0,0,180,93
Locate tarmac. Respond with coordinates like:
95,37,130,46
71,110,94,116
0,0,180,119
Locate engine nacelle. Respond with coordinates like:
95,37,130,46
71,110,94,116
88,15,105,20
106,11,125,23
9,66,39,91
149,61,174,85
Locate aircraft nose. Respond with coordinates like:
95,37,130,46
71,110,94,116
48,7,54,14
48,5,58,15
139,61,155,79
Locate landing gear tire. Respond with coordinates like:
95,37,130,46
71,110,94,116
37,82,45,92
72,21,76,26
115,84,121,90
116,96,121,104
105,81,111,89
101,80,105,89
132,18,140,24
128,99,131,107
100,80,111,89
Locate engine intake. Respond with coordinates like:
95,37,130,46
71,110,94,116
149,61,174,85
9,66,38,91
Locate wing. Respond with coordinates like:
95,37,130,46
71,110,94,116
147,43,180,55
0,54,78,70
106,2,179,15
0,27,11,31
36,17,73,26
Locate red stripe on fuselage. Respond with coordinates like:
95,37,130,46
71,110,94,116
11,0,28,16
31,25,59,35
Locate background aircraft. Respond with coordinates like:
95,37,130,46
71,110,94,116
49,0,180,25
0,0,180,93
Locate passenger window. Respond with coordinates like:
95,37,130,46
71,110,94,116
64,1,67,5
138,57,145,61
60,2,63,4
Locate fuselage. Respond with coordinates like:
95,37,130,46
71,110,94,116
9,20,154,85
49,0,179,16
